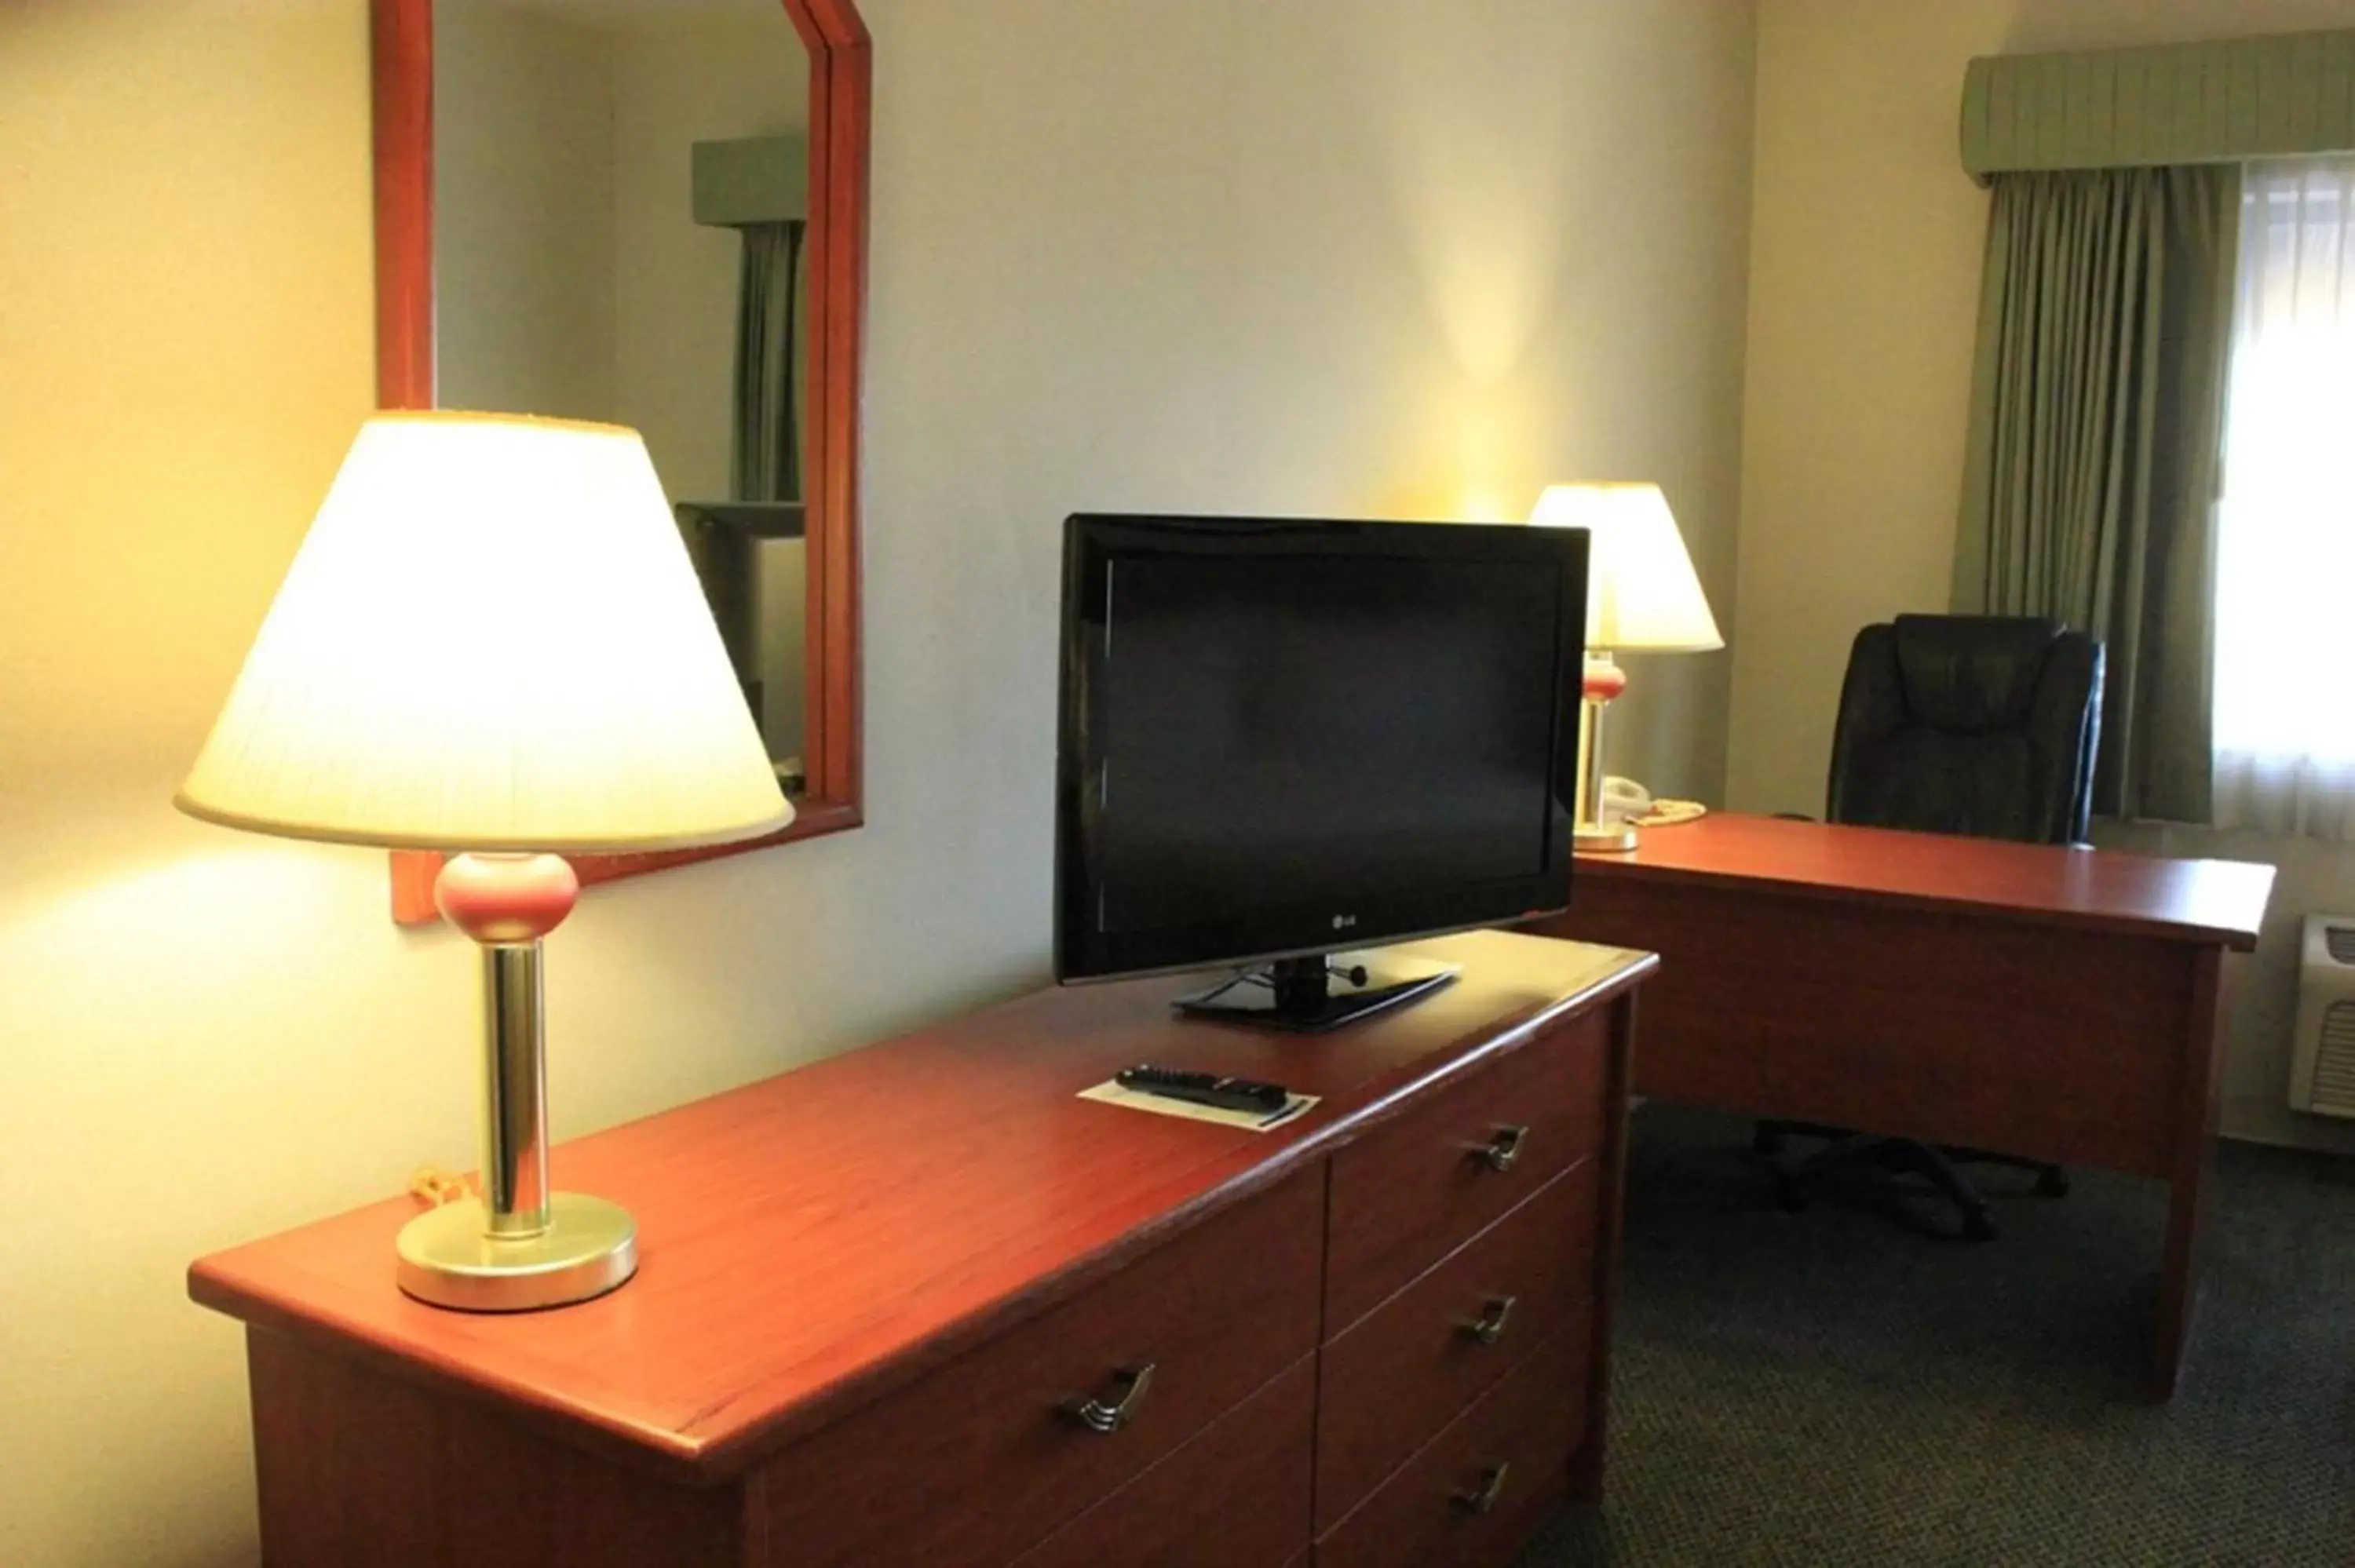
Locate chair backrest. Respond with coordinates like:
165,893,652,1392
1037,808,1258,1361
1825,615,2104,844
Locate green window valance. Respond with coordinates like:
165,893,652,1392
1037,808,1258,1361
692,134,809,229
1961,30,2355,183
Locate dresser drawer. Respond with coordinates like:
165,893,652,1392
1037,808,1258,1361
1009,1357,1313,1568
755,1170,1324,1568
1326,1009,1607,1329
1315,1326,1590,1568
1315,1159,1595,1526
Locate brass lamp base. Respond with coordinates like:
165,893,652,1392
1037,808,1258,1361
396,1192,637,1313
1574,822,1639,853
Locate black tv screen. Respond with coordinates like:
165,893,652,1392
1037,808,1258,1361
1055,513,1587,983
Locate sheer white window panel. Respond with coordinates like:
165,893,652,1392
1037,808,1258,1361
2211,157,2355,841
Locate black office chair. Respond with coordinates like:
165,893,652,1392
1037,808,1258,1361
1757,614,2104,1242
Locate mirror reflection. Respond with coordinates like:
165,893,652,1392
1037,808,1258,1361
436,0,812,792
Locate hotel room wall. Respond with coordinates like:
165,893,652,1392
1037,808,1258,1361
0,0,1757,1560
1731,0,2355,1153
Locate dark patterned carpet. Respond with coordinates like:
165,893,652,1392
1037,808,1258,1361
1513,1107,2355,1566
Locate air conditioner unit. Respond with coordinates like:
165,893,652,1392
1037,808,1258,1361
2290,913,2355,1118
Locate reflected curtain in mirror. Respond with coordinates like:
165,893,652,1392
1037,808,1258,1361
371,0,871,925
692,129,809,505
735,220,806,503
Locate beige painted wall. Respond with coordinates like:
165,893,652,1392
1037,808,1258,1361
0,0,1755,1559
1732,0,2355,1152
866,0,1758,804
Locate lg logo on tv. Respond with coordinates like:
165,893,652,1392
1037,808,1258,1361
1331,913,1357,931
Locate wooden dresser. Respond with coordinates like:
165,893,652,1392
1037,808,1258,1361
190,930,1652,1567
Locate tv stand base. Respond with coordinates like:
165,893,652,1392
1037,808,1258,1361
1173,950,1459,1032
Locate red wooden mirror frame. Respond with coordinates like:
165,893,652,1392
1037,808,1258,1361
369,0,870,924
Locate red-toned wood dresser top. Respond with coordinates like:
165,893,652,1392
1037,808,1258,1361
190,929,1653,1568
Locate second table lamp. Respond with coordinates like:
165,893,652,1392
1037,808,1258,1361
1531,482,1723,852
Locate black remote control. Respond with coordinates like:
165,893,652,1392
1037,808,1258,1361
1115,1064,1291,1115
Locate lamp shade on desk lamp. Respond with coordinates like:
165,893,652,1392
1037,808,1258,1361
180,410,791,1310
1530,482,1722,851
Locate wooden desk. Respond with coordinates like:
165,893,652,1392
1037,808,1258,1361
1534,813,2273,1399
190,931,1652,1568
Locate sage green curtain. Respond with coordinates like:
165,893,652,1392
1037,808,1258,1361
730,218,806,505
1952,165,2239,823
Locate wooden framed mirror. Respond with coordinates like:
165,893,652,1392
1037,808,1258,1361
370,0,868,924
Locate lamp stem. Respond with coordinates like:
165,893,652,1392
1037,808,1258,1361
396,851,637,1311
1575,651,1638,853
479,943,551,1238
1580,690,1611,833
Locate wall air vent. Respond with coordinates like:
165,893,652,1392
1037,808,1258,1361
2309,1004,2355,1117
2290,915,2355,1119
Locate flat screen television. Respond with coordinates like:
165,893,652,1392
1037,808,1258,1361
1054,513,1589,1030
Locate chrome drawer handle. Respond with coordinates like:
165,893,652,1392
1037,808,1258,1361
1064,1362,1155,1435
1470,1125,1530,1173
1453,1461,1511,1515
1458,1294,1517,1347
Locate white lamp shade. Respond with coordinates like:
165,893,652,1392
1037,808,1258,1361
178,412,792,853
1529,483,1723,652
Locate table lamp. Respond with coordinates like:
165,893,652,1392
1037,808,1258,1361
1531,482,1722,852
178,411,791,1311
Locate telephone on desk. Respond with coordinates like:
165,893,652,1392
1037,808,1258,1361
1600,776,1709,829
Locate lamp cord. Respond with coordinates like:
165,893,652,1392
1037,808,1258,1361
408,1167,476,1208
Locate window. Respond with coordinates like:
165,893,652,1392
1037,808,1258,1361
2211,157,2355,838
